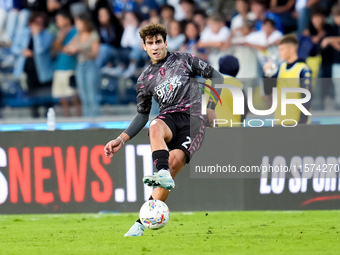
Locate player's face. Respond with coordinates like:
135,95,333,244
279,44,289,61
143,35,168,64
278,44,293,61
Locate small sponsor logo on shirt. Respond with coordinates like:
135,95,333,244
154,75,182,102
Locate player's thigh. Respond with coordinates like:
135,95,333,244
169,149,186,179
149,118,173,143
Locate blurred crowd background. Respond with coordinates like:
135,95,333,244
0,0,339,119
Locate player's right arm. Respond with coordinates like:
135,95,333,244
104,75,152,158
104,112,149,157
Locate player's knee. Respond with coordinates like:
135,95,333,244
149,120,164,138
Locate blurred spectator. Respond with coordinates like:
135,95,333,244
96,6,123,68
11,11,54,118
101,11,142,79
244,18,283,51
230,0,255,31
263,35,312,124
113,0,134,19
198,13,230,53
179,0,196,27
321,3,340,109
212,0,231,17
222,0,255,52
0,0,13,44
167,0,185,21
51,11,81,117
198,13,230,69
86,0,110,24
268,0,296,33
64,14,101,117
244,18,283,67
46,0,82,18
303,8,328,45
251,0,284,33
193,9,208,33
300,7,328,59
113,0,158,21
134,0,159,21
149,14,161,24
180,21,208,61
295,0,320,34
167,20,185,51
160,4,175,30
307,8,331,110
5,7,31,43
228,18,256,46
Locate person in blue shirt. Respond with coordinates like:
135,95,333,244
113,0,158,21
52,10,81,117
251,0,284,33
11,11,55,118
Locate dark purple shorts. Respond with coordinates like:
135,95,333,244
155,112,206,163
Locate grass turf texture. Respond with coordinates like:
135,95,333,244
0,211,339,255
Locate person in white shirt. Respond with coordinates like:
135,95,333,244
244,18,283,67
231,0,255,31
229,18,256,46
197,13,230,49
244,18,283,50
222,0,255,51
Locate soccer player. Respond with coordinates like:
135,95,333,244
263,34,312,125
104,23,224,236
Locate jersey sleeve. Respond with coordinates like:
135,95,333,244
182,52,214,78
136,76,153,114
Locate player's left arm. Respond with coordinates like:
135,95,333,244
298,67,312,124
184,53,224,126
188,54,224,126
205,69,224,126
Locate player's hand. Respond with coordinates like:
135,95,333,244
207,108,217,127
104,139,123,158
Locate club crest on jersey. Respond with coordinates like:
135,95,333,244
159,67,166,77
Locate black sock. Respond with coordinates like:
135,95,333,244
152,150,169,171
136,195,155,224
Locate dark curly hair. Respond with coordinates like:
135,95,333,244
139,23,167,43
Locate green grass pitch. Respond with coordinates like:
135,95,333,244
0,211,339,255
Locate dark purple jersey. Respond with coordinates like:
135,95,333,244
136,51,214,117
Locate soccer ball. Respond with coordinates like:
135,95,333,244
139,200,170,230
